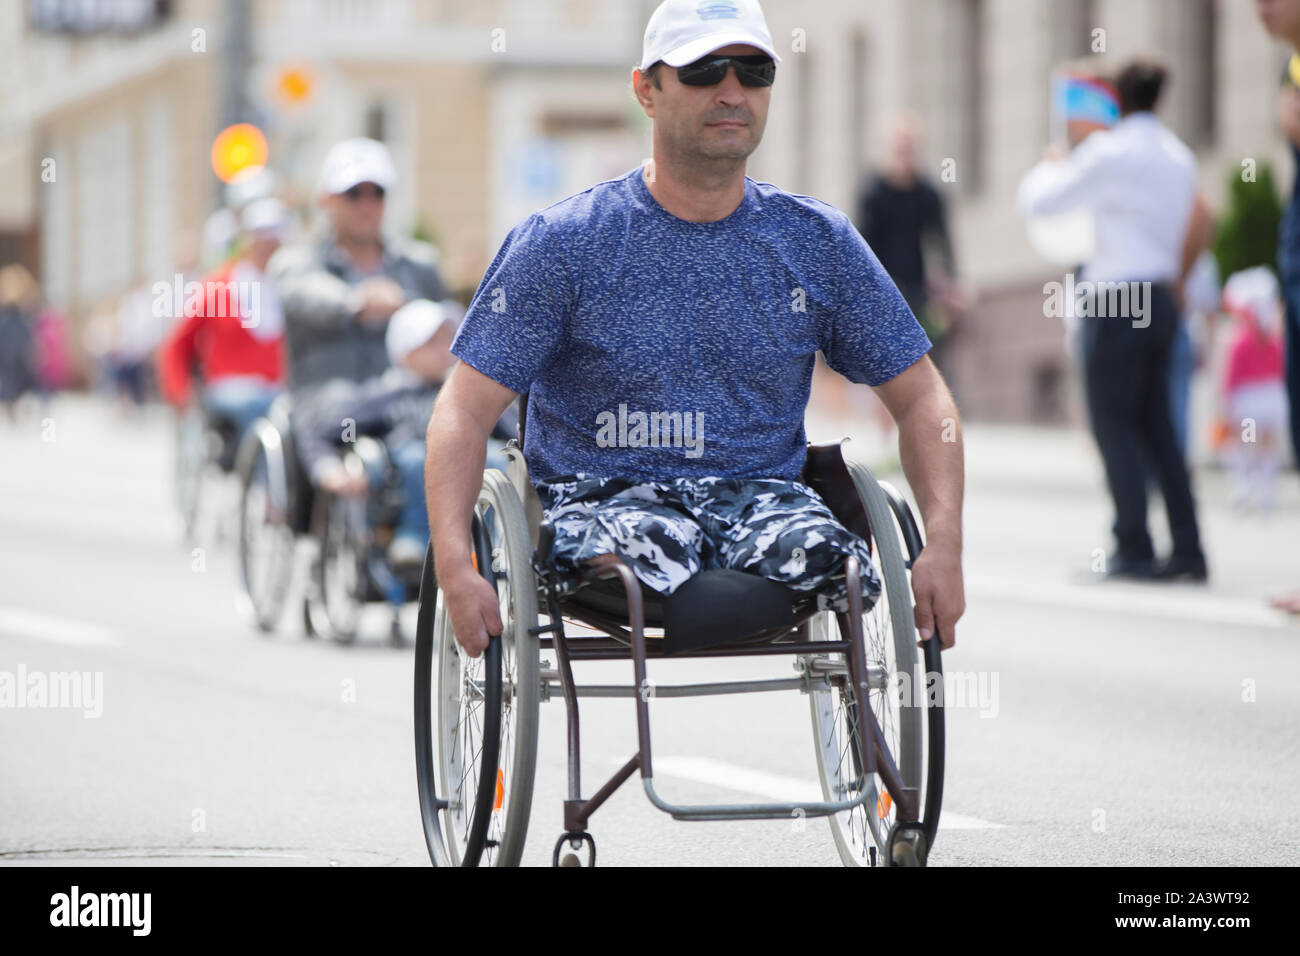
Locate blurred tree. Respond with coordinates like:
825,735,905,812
1212,160,1282,279
411,218,440,249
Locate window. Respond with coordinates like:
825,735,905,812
849,26,868,181
1184,0,1217,147
793,44,813,191
957,0,985,194
75,116,133,303
1053,0,1097,61
39,139,70,309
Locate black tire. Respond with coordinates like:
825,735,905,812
415,470,539,867
304,491,365,644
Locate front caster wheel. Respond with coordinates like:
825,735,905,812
886,821,928,867
552,831,595,868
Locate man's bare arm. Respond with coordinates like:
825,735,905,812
872,354,965,648
425,360,519,656
1177,193,1215,297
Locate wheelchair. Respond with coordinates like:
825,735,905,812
173,402,243,543
234,394,422,644
414,402,946,867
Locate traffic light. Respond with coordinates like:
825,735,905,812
210,123,269,184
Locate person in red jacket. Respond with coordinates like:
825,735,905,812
158,198,288,444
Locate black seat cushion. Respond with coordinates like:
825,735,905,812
661,569,807,654
563,575,668,627
562,567,810,655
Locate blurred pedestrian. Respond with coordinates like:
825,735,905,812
1172,248,1221,460
1017,57,1207,582
269,137,447,400
157,197,289,456
114,283,164,408
854,114,963,379
32,299,73,401
1024,66,1118,377
0,264,40,420
1220,267,1288,513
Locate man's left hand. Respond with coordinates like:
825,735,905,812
909,539,964,650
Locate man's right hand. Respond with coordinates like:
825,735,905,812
350,277,406,324
440,563,503,658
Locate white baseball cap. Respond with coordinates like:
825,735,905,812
639,0,781,72
386,299,451,365
225,164,280,211
240,197,289,238
319,137,396,196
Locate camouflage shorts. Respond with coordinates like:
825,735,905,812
533,474,881,614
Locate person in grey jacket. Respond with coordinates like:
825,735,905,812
270,137,447,398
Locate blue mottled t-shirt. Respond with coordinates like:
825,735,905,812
451,165,931,483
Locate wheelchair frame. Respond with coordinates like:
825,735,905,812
414,422,946,868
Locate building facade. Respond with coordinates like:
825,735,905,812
0,0,1290,421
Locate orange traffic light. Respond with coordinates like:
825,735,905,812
276,66,314,105
211,123,269,184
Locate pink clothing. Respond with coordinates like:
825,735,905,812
34,306,73,389
1223,327,1283,395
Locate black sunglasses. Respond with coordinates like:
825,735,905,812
343,183,386,201
675,53,776,88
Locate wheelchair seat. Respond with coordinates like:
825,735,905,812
535,438,869,655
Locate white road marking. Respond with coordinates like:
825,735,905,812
0,607,119,646
966,571,1296,630
640,755,1005,830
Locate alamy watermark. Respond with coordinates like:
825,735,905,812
1044,273,1152,328
0,664,103,718
151,273,263,327
595,404,705,459
893,668,999,718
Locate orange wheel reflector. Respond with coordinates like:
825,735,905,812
493,768,505,811
471,550,478,572
877,791,892,818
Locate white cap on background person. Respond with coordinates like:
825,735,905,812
385,299,451,365
225,165,280,211
241,197,289,239
639,0,780,71
319,137,396,196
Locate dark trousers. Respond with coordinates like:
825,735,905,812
1081,282,1204,564
1284,279,1300,468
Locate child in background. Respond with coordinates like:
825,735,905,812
1220,267,1289,512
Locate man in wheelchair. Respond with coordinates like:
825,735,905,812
158,197,289,470
425,0,965,660
294,299,516,570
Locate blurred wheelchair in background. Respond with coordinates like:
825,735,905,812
235,395,422,644
173,403,244,544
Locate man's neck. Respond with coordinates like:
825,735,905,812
336,233,384,271
883,165,919,190
643,149,747,223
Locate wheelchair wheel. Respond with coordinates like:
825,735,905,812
174,406,210,542
415,468,538,866
304,490,366,644
236,425,296,633
808,460,928,867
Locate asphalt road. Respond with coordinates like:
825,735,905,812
2,396,1297,866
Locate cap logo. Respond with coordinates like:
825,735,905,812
696,1,740,21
